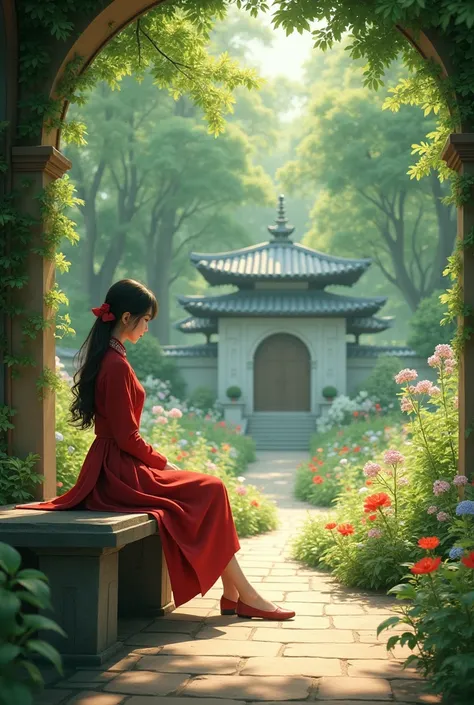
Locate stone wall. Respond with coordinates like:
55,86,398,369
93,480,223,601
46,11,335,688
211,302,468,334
346,353,436,397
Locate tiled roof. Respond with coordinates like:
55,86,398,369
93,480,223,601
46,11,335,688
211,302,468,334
347,344,417,358
190,242,370,287
175,317,218,335
162,344,218,358
178,290,386,318
347,316,394,335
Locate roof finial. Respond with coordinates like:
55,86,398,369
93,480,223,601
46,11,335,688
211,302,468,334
267,194,295,241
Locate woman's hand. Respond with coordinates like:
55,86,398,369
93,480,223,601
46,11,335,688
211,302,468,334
164,461,181,472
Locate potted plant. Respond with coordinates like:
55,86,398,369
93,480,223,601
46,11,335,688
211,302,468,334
226,385,242,403
322,385,338,402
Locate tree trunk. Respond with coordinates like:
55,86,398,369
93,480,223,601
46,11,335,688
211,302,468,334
149,208,176,345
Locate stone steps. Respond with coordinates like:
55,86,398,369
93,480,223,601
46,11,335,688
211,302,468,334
247,412,316,451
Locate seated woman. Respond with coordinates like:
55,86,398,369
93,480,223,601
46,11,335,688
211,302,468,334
20,279,295,621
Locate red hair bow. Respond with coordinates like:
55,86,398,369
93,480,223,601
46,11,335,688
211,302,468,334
91,303,115,322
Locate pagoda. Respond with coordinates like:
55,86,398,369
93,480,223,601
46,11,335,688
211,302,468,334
173,196,392,444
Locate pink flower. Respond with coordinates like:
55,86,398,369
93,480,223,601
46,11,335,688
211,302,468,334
398,477,409,486
453,474,468,486
394,369,418,384
413,380,435,395
428,385,441,396
400,397,415,413
428,354,441,368
436,511,449,522
152,405,164,415
169,408,183,419
363,462,381,478
435,344,453,359
444,360,456,376
236,486,247,496
368,528,382,539
156,416,168,425
433,479,450,496
383,449,405,465
427,505,438,515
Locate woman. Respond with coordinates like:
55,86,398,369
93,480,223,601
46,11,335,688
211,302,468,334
20,279,294,621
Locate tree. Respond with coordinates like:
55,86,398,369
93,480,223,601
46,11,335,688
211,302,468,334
407,291,455,358
279,55,455,311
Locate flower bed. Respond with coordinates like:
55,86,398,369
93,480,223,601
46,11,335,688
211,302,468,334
54,360,275,539
294,412,404,507
293,345,471,588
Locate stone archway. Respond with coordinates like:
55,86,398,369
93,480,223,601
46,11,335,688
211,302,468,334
3,0,474,498
254,333,310,412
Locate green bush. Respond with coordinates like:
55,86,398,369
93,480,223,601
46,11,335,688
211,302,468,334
188,386,217,412
226,385,242,400
125,335,186,398
407,290,455,358
0,542,65,705
322,385,337,399
360,356,403,407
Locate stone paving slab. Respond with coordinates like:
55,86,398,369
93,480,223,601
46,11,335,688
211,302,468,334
34,452,441,705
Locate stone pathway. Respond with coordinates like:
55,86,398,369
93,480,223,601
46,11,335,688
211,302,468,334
38,452,439,705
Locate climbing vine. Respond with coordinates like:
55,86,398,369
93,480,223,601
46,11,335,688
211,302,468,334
2,0,474,495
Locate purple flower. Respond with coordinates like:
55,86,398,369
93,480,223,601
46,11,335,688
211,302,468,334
436,511,449,522
427,505,438,515
368,528,382,539
453,475,468,486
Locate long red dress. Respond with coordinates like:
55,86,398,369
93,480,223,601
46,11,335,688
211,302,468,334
18,339,240,607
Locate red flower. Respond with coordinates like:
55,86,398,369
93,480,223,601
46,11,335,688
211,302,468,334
368,514,377,522
340,446,349,454
364,492,391,513
250,499,260,508
210,447,217,453
337,523,354,536
353,411,359,417
353,446,361,453
171,437,178,443
56,481,63,488
411,557,442,575
313,475,324,484
309,464,318,473
461,551,474,569
365,480,373,487
375,403,381,411
325,522,337,530
418,537,440,550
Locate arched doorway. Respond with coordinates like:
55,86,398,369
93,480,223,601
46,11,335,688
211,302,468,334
254,333,310,412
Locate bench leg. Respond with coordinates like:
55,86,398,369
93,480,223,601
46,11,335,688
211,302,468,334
118,533,174,616
36,547,122,666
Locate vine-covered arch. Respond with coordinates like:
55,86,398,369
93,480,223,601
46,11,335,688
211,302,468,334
2,0,474,499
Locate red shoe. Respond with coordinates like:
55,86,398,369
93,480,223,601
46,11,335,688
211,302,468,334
220,596,238,615
236,599,295,621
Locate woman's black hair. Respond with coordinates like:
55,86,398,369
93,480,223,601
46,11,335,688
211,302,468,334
70,279,158,429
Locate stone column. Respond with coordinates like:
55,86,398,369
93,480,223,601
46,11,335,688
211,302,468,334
442,133,474,477
9,146,71,500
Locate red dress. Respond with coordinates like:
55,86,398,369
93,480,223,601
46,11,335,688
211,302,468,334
18,339,240,607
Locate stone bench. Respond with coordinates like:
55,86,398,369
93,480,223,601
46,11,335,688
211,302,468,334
0,508,173,666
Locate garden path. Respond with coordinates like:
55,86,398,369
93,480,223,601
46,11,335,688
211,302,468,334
38,452,439,705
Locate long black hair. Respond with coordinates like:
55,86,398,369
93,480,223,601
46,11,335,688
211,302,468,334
71,279,158,429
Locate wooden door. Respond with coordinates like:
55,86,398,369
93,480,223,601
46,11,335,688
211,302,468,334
254,333,310,411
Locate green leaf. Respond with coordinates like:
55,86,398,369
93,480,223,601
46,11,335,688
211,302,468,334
0,678,34,705
22,614,66,637
16,568,48,582
14,578,51,608
0,588,21,623
0,643,21,666
25,640,63,674
0,542,21,575
377,616,401,636
21,659,44,686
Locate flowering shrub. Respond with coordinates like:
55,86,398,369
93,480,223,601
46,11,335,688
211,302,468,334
294,412,403,507
53,357,272,538
294,344,474,592
379,506,474,703
316,390,390,434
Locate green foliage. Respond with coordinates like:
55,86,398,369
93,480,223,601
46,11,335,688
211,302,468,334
55,378,95,492
322,385,337,399
0,455,42,506
188,386,217,413
408,290,456,358
381,538,474,704
361,356,403,407
125,336,186,399
0,542,65,705
226,386,242,400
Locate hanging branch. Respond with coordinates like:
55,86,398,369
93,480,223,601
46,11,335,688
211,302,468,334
136,20,142,67
137,20,193,81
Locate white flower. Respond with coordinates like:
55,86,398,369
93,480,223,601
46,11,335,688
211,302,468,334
237,476,246,483
55,432,64,442
339,458,348,466
358,487,369,494
152,405,164,415
67,446,75,454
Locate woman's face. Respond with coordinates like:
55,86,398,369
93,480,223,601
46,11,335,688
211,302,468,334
124,309,153,344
